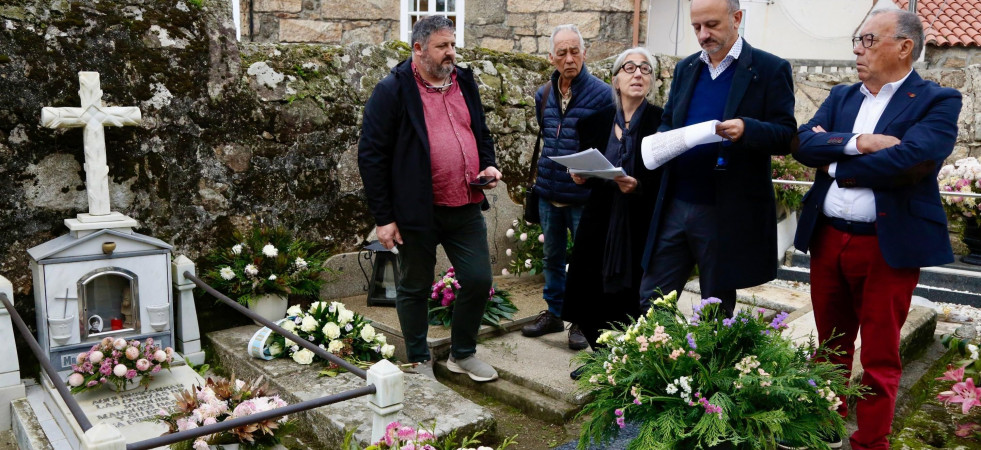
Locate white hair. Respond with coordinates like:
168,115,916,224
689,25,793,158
549,24,585,55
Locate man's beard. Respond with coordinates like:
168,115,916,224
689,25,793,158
422,53,454,80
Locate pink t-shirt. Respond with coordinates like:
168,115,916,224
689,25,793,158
413,63,484,207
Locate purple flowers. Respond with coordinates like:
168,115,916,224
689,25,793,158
686,333,697,350
722,317,736,327
770,311,790,331
614,408,626,428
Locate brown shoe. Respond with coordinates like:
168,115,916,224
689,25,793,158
522,310,564,337
568,324,588,350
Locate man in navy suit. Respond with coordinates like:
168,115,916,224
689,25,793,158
793,9,961,449
639,0,796,317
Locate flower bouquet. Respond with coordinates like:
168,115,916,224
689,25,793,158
269,301,395,374
357,420,516,450
67,337,174,393
574,291,862,449
428,267,517,328
203,226,328,306
771,155,814,215
931,332,981,441
939,157,981,227
155,375,296,450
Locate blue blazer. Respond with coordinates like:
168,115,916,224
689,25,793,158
641,40,797,291
793,70,961,268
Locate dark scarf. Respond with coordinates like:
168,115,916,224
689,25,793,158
601,100,647,293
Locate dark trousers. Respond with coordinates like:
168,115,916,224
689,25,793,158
396,203,493,363
639,198,736,317
810,224,919,450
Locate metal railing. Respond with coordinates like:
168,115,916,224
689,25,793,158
1,272,386,449
0,293,93,432
772,179,981,198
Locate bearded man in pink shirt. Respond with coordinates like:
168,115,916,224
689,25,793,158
358,15,501,382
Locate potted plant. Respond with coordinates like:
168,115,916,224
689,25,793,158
203,226,328,323
771,155,814,261
428,267,517,329
938,157,981,265
155,375,295,450
573,291,862,449
265,301,396,376
66,337,174,393
501,218,571,277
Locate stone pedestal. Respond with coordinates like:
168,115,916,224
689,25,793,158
0,275,26,431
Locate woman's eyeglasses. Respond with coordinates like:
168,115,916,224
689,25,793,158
615,61,653,75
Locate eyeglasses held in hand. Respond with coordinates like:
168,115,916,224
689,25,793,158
615,61,653,75
851,33,908,49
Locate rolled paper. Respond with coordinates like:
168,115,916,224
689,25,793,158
641,120,725,170
111,318,123,330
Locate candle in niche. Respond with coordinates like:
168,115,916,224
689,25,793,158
110,318,123,330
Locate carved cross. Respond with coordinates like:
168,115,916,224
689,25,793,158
40,72,141,217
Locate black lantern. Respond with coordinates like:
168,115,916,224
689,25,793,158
358,240,400,307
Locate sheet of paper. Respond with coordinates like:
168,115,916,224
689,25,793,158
569,167,627,180
641,120,725,170
548,148,615,171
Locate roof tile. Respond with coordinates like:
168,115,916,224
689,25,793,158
893,0,981,46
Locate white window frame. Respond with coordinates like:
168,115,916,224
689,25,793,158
399,0,466,48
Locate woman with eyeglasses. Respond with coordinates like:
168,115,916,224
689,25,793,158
561,47,664,379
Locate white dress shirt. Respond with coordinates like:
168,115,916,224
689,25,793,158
823,70,913,222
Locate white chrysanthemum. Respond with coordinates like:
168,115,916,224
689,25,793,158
292,348,314,365
512,219,519,227
360,324,376,342
244,264,259,277
262,244,278,257
381,344,395,358
268,274,277,281
519,232,528,241
338,309,354,325
300,315,319,333
231,244,243,255
219,267,235,280
295,257,308,269
322,322,341,340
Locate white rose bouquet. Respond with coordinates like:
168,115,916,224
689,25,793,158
203,226,329,306
269,301,394,375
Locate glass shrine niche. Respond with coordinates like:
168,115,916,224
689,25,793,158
79,268,140,340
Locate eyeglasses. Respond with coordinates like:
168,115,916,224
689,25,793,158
615,61,653,75
851,33,908,49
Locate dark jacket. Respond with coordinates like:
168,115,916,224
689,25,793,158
533,66,614,204
794,70,959,268
641,40,797,291
358,59,496,232
562,103,663,334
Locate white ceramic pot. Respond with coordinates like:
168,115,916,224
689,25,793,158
775,210,799,262
145,303,170,331
209,445,240,450
248,294,288,326
47,314,75,344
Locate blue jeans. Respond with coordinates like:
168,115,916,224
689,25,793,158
538,198,583,317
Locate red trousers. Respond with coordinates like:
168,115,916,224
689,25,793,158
809,224,919,450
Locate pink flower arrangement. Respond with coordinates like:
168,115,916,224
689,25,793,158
427,268,517,329
66,336,173,393
938,364,981,415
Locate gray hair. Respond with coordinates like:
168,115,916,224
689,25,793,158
411,15,455,49
726,0,740,13
611,47,656,113
870,9,924,60
549,24,585,55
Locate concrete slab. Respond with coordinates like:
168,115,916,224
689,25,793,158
207,325,496,448
11,398,50,450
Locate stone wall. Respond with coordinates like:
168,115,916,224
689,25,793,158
242,0,649,59
925,46,981,70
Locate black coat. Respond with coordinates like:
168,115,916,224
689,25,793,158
641,40,796,291
562,103,663,334
358,59,496,232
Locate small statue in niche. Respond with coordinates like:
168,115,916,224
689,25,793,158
120,286,134,328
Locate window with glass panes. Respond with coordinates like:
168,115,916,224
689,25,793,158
399,0,465,48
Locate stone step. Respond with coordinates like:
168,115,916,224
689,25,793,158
207,326,496,448
10,397,53,450
780,251,981,306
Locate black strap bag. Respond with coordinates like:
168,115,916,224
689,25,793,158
523,81,552,224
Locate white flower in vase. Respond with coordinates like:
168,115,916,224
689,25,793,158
244,264,259,277
219,267,236,280
262,244,279,257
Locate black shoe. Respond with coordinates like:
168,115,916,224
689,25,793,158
568,324,588,350
570,365,587,380
522,310,564,337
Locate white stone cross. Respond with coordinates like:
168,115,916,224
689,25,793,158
41,72,141,218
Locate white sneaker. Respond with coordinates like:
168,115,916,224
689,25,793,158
447,355,498,382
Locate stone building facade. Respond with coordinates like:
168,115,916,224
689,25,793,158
243,0,649,59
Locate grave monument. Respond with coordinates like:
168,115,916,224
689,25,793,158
12,71,208,448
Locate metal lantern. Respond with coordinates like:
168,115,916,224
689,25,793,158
359,240,400,307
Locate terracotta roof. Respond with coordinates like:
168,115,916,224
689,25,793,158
894,0,981,47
